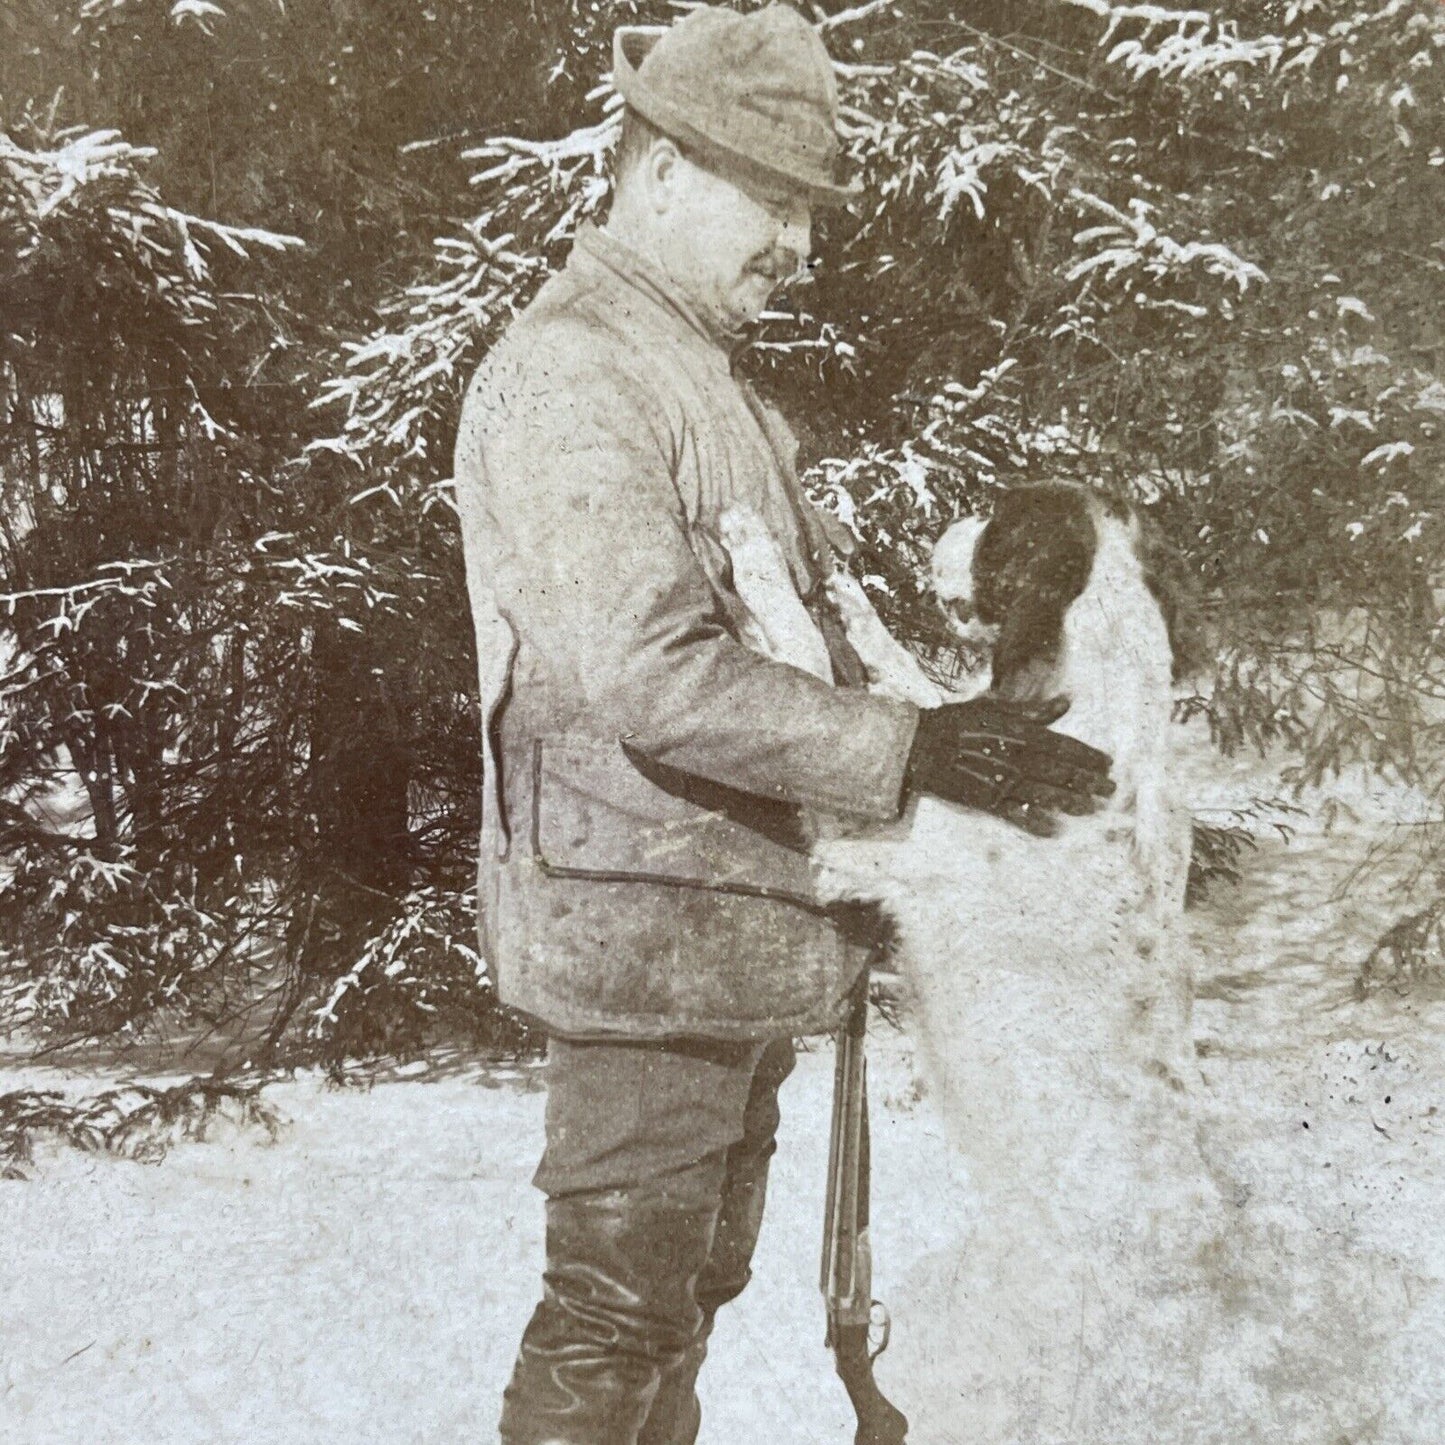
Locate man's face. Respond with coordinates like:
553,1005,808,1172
649,145,813,336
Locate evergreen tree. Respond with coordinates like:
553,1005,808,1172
3,0,1441,1056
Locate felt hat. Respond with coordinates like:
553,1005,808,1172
612,4,861,206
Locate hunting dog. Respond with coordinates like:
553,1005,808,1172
720,482,1207,1439
719,482,1194,1097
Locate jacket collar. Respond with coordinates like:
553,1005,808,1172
573,224,753,362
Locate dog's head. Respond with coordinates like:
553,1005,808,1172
932,483,1196,691
930,515,996,658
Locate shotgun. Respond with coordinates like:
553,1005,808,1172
821,977,909,1445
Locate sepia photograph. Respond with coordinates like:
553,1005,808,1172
1,1,1443,1441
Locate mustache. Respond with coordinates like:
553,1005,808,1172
746,250,807,286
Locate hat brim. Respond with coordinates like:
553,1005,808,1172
612,26,862,208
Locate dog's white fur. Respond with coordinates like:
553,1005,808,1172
719,500,1192,1069
718,508,946,709
719,499,1208,1440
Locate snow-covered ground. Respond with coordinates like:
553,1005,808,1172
2,743,1443,1443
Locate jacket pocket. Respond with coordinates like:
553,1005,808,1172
530,736,825,913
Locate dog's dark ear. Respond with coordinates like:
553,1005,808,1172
974,486,1095,623
990,592,1071,694
977,485,1097,692
1135,516,1207,683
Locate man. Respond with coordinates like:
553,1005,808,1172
453,7,1113,1442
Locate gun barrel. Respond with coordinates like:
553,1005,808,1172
822,978,909,1443
822,986,869,1314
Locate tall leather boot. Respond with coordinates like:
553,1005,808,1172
498,1170,724,1445
632,1326,707,1445
634,1194,759,1445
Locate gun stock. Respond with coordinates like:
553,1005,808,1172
822,980,909,1445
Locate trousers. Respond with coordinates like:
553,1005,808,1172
498,1031,798,1445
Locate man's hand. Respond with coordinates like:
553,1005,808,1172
904,695,1114,836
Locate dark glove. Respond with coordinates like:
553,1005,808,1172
905,695,1114,837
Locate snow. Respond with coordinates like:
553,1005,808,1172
0,1064,551,1443
3,753,1444,1443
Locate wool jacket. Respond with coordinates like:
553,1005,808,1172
453,224,918,1040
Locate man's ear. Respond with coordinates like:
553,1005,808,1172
645,136,685,213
